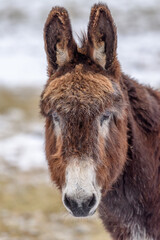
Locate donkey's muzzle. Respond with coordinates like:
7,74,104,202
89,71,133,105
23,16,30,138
64,194,96,217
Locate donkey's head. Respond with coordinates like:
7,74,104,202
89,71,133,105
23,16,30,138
41,4,128,217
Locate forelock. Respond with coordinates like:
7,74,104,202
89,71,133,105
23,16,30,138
42,64,115,115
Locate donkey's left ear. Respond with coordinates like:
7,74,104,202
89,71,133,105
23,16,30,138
87,4,117,70
44,7,77,75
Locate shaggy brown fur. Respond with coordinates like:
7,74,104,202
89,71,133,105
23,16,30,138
40,3,160,240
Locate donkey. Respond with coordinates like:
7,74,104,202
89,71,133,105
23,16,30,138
40,3,160,240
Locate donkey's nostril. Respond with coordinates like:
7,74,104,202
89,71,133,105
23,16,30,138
64,194,71,209
87,194,96,208
64,194,77,210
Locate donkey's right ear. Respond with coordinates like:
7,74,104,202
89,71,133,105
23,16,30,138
44,7,77,75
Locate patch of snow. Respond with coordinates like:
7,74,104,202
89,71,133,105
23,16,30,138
0,133,47,170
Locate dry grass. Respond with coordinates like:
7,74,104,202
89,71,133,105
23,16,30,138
0,87,40,120
0,87,43,139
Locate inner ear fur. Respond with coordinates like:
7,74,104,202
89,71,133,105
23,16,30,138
87,4,118,70
44,7,77,75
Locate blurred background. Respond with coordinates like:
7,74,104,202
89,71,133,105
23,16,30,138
0,0,159,239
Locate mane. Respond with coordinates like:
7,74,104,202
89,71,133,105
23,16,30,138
77,32,88,55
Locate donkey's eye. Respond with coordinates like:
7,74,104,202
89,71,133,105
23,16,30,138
100,111,111,126
52,112,60,123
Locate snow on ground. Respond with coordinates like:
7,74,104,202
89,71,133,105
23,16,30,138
0,107,46,171
0,133,46,171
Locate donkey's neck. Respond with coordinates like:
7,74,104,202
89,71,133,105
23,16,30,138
99,75,160,240
123,74,160,195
